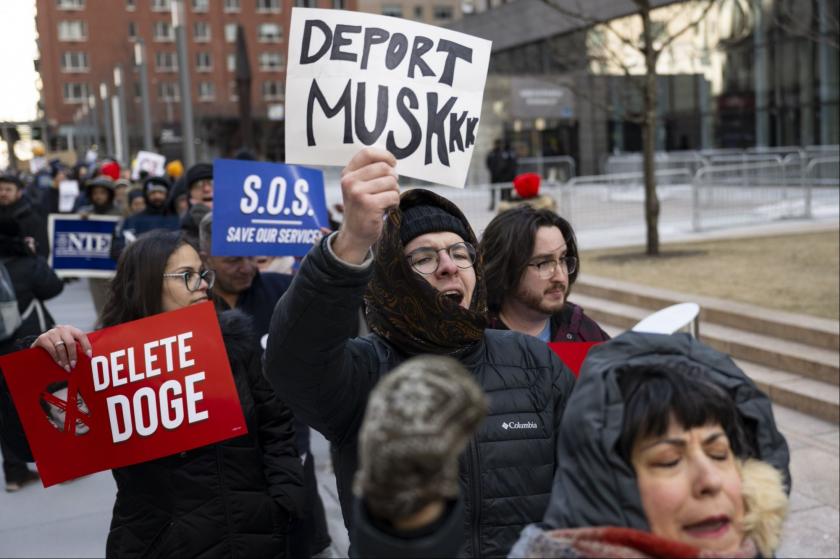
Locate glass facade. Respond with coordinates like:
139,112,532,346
479,0,839,174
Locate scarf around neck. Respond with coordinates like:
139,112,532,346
364,189,487,358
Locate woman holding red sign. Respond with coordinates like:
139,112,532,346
33,230,304,558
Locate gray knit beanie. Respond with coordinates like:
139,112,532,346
354,355,488,520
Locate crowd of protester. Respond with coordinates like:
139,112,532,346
0,145,791,558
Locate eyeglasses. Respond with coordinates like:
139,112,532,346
528,256,577,279
163,269,216,292
406,242,476,275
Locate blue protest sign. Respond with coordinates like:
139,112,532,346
212,159,329,257
48,215,119,278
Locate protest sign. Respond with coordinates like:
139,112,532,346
0,301,247,487
48,214,119,278
131,150,166,181
548,342,601,378
285,8,492,188
212,158,329,257
58,180,79,212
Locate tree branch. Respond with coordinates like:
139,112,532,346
656,0,717,52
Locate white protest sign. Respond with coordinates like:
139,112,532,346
58,180,80,212
131,150,167,181
285,8,492,188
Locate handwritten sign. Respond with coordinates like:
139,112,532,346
48,214,119,278
131,150,166,181
0,302,247,486
212,159,329,257
285,8,492,188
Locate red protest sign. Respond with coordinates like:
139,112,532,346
548,342,601,378
0,301,247,487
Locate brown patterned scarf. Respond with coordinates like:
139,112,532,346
364,189,487,357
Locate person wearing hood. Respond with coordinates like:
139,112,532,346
0,175,49,259
77,176,121,317
179,163,214,249
514,330,791,558
352,331,791,559
110,176,179,261
265,147,575,557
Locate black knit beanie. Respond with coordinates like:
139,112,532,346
399,204,469,246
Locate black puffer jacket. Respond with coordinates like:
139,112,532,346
541,331,791,532
265,238,575,558
0,199,49,259
105,311,304,558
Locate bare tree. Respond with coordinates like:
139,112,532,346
542,0,717,255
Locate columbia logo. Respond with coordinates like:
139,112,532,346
502,420,538,430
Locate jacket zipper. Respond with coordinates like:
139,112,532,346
469,437,482,557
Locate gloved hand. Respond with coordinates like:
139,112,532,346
354,355,488,522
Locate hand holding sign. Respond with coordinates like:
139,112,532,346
32,324,93,372
333,147,400,264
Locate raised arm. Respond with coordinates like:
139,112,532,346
264,148,399,446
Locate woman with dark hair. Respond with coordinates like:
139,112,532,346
517,331,791,558
32,229,303,558
480,205,608,342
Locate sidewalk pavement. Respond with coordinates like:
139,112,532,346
1,219,838,557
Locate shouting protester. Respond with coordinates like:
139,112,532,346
482,205,609,342
33,230,303,557
265,147,575,557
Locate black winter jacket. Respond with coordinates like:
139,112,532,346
105,311,304,558
542,331,791,531
0,237,63,354
265,238,575,558
0,198,49,259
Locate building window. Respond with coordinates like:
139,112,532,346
229,81,238,101
56,0,85,10
295,0,317,6
413,5,423,18
224,23,237,43
259,52,284,71
192,0,209,12
198,81,215,101
151,0,171,11
155,51,178,71
257,0,281,12
196,51,212,71
223,0,240,12
227,53,236,72
128,21,137,38
194,21,211,42
333,0,345,8
153,21,174,42
60,51,89,72
126,0,135,10
63,82,89,103
433,5,454,20
58,20,87,41
262,80,283,100
382,4,402,17
258,23,282,43
158,82,180,101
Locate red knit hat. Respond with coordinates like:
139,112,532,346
100,161,121,181
513,173,541,199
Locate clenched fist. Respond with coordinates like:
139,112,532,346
332,147,400,264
